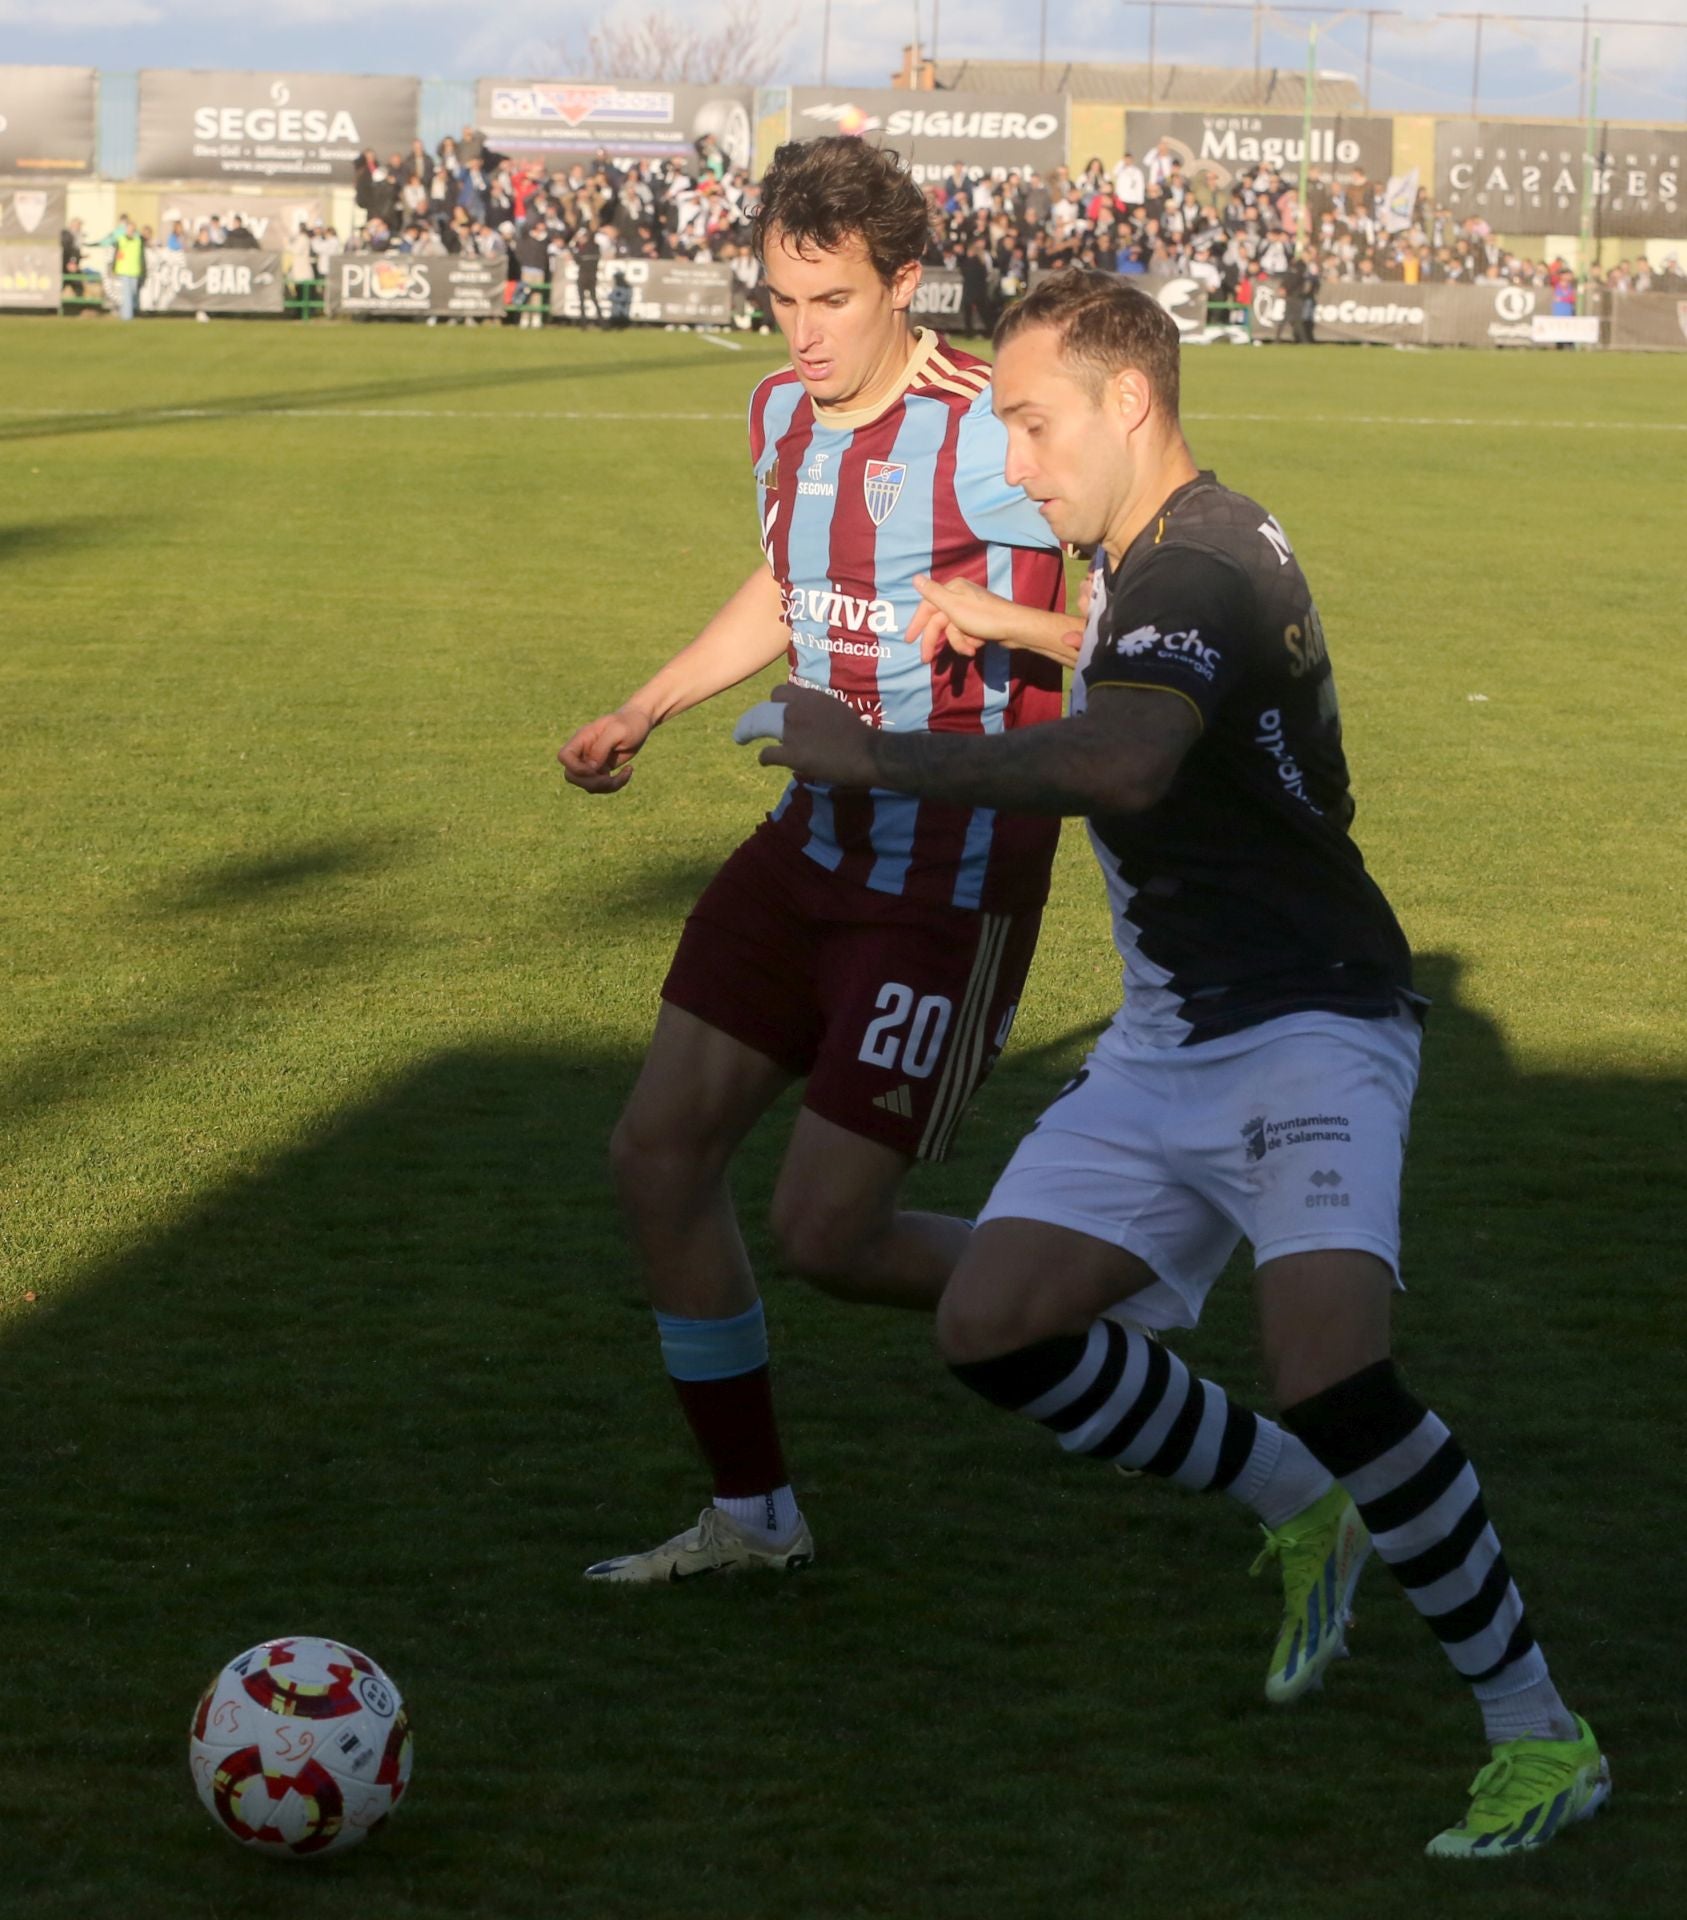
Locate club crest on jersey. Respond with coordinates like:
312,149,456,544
863,459,907,527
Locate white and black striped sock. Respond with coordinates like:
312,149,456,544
1282,1360,1576,1744
952,1320,1330,1525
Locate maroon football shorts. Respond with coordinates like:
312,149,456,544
661,822,1042,1161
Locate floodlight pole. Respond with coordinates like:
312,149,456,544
820,0,831,85
1120,4,1399,115
1580,32,1601,306
1578,3,1589,120
1300,22,1317,247
1437,14,1489,118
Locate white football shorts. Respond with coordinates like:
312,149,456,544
977,1007,1423,1333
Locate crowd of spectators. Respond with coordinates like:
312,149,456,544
57,126,1685,329
924,138,1686,331
326,126,762,301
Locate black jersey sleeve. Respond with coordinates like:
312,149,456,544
1082,543,1255,729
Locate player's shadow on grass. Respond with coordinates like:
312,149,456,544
0,351,735,447
0,514,154,560
539,853,732,933
0,968,1679,1903
151,832,419,913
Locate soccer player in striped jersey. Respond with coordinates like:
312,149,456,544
754,270,1607,1858
559,138,1072,1584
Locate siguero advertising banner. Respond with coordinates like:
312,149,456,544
136,71,420,184
476,80,754,172
328,252,509,318
135,248,285,314
0,242,60,309
0,66,96,174
1434,120,1684,239
788,89,1067,186
1124,112,1394,189
551,257,734,324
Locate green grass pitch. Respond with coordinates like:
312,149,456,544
0,319,1683,1917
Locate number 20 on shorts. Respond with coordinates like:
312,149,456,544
857,983,953,1079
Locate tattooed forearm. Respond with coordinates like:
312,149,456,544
865,704,1179,817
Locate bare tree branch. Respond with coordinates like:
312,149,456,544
551,1,797,86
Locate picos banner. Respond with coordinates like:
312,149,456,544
0,243,60,309
476,81,754,172
136,71,420,184
1,181,66,243
327,252,509,318
1608,292,1687,350
788,89,1066,186
551,257,734,324
1434,121,1684,239
135,248,285,314
1123,112,1394,190
0,66,96,175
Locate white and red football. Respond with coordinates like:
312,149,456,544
189,1635,412,1858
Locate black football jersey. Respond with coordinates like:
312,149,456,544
1072,471,1416,1046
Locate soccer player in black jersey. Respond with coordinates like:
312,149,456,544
746,270,1607,1859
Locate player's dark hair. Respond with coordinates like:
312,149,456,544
751,137,933,287
995,269,1182,422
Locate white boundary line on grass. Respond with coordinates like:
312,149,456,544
1185,411,1687,431
0,406,744,422
1,405,1683,430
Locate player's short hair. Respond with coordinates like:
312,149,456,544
994,269,1182,422
751,137,933,287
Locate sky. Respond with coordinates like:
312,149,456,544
2,0,1684,126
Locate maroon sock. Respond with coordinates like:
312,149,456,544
670,1366,789,1496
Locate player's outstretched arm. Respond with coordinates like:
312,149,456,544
907,573,1081,667
741,681,1199,818
559,565,791,794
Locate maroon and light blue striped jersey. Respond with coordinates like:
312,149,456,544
749,330,1067,915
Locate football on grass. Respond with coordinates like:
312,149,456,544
189,1636,412,1858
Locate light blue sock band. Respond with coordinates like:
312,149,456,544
655,1300,770,1383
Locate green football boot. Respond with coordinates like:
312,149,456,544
1251,1481,1371,1704
1426,1716,1610,1858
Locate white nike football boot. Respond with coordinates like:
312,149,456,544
584,1507,816,1585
